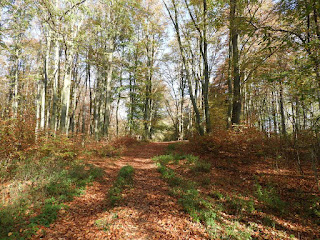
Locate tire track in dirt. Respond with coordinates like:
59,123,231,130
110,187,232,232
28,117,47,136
33,142,209,240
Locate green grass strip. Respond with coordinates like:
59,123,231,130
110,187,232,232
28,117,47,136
108,165,134,206
154,157,217,228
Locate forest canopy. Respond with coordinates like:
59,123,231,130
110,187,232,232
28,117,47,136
0,0,319,141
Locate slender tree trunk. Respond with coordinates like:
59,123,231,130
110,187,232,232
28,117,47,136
129,72,134,135
179,67,185,139
227,34,233,128
164,0,204,135
35,83,41,140
116,63,123,137
144,34,153,139
60,47,74,135
103,41,114,137
94,78,100,140
202,0,211,133
279,80,286,136
12,49,19,118
272,90,277,133
230,0,241,125
41,30,51,130
51,38,60,133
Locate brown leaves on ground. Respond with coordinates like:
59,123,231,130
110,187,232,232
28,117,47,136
31,138,319,240
33,142,209,240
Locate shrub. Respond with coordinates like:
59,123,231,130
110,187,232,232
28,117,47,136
189,135,219,155
111,136,139,148
90,144,122,158
188,128,267,159
307,196,320,224
153,154,186,165
255,183,286,214
225,196,255,215
186,155,199,164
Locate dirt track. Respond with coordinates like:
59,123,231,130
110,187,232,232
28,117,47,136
34,142,209,240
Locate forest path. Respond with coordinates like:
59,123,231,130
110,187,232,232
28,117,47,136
34,142,209,240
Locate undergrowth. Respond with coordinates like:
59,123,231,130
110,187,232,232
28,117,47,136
84,136,139,158
153,149,254,239
0,159,104,239
0,130,105,239
108,165,135,206
158,142,304,239
255,183,286,214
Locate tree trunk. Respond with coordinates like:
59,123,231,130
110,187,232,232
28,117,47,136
103,41,114,137
227,33,233,128
12,49,19,118
60,47,74,135
41,30,51,130
230,0,241,125
164,0,204,135
279,80,286,136
202,0,211,133
116,63,123,137
51,37,60,133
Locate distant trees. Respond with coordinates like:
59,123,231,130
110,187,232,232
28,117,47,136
0,0,167,141
0,0,319,141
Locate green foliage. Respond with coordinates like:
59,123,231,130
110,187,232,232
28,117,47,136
30,198,65,227
153,153,186,165
118,165,134,183
108,165,135,206
155,153,258,238
255,183,286,214
0,205,20,238
262,215,276,228
307,196,320,224
95,218,110,231
167,143,177,152
190,160,211,173
37,135,78,161
225,196,255,215
209,190,225,200
224,222,253,240
186,154,199,164
155,156,217,228
0,157,103,239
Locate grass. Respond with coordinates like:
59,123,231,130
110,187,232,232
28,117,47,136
225,195,255,215
255,183,286,214
190,160,211,173
155,158,217,226
108,165,135,206
154,152,258,239
152,153,187,165
0,156,104,240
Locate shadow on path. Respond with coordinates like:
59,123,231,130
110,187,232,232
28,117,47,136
33,142,209,240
